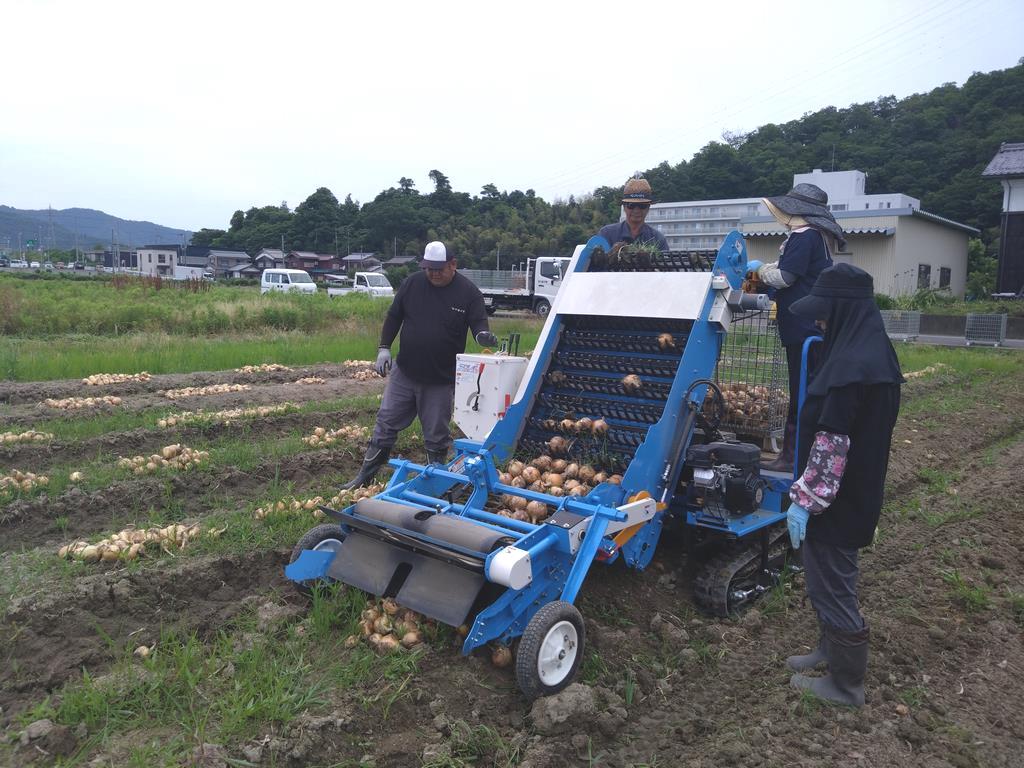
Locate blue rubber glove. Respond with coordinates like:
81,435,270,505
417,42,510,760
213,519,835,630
375,347,392,377
475,330,499,347
787,504,810,549
746,259,763,274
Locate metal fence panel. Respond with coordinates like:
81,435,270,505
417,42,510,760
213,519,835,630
965,313,1008,346
879,310,921,341
713,310,788,445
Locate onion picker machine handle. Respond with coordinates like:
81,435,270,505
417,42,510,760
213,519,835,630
286,231,793,698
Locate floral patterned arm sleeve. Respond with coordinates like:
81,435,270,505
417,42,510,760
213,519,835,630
788,431,851,514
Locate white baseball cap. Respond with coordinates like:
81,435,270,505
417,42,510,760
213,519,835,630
421,241,452,268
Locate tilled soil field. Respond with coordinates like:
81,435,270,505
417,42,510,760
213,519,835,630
2,360,1023,767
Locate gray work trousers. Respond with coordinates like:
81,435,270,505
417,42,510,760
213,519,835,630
370,363,455,454
803,536,866,633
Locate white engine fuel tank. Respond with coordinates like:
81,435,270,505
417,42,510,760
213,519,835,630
453,353,529,441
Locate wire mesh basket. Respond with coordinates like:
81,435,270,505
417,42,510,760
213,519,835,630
965,313,1007,347
711,309,789,446
879,310,921,341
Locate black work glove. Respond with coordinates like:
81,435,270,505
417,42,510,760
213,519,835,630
475,331,499,348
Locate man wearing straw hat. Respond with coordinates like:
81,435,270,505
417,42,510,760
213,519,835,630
747,183,844,473
597,175,669,251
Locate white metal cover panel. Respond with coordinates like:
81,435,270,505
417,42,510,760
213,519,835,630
454,354,530,440
552,272,712,319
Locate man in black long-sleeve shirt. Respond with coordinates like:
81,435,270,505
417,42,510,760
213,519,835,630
342,241,497,489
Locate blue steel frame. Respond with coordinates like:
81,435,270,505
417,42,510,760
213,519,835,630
286,231,793,652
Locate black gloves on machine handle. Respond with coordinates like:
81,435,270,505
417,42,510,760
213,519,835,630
475,331,499,348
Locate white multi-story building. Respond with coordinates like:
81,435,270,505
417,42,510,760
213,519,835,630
646,170,920,251
137,245,179,277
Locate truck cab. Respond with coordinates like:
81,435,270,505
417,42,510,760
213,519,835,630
326,271,394,298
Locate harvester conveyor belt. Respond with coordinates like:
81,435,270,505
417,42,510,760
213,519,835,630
536,392,667,424
558,329,688,357
543,372,673,400
553,350,679,378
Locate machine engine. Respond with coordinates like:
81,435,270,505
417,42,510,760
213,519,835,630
685,441,765,517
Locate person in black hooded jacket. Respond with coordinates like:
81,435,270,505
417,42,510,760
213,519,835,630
782,263,903,707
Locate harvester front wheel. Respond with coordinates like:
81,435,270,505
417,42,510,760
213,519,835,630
289,524,346,597
515,601,585,700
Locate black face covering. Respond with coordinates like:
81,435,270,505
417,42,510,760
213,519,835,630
808,296,904,396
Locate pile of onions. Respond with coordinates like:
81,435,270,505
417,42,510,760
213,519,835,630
0,429,53,445
234,363,291,373
296,377,326,385
711,382,783,425
116,444,208,474
343,359,377,368
0,470,49,493
352,369,381,381
43,395,122,410
82,371,152,386
254,483,384,521
158,402,297,428
302,424,369,447
58,521,221,563
350,598,431,654
159,384,250,401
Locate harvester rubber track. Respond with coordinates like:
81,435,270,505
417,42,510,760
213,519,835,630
693,525,790,617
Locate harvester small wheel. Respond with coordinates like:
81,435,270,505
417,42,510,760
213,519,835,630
289,524,346,597
515,601,585,699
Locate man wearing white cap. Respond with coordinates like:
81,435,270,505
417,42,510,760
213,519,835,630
342,241,498,489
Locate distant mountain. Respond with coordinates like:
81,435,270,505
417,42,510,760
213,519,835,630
0,205,191,252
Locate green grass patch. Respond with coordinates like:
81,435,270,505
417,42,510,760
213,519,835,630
942,570,991,613
424,720,525,768
14,587,423,764
1006,589,1024,628
0,316,541,382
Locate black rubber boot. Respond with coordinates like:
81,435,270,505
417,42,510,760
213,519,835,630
426,448,449,466
764,421,796,474
790,626,869,707
786,625,829,672
340,443,390,490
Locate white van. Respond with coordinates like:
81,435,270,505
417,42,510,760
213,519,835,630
260,268,317,295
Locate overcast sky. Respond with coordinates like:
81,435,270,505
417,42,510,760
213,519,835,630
2,0,1021,231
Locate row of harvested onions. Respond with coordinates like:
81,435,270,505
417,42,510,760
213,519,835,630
116,444,208,474
350,369,382,381
1,429,53,445
342,359,375,368
235,363,292,373
253,483,384,521
159,383,250,400
58,522,218,563
302,424,369,447
157,402,297,428
82,372,152,386
1,470,50,493
43,395,122,410
295,377,326,385
82,371,152,386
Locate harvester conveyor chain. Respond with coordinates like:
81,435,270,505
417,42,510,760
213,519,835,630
585,250,714,273
562,315,695,333
544,372,672,401
553,350,679,379
537,392,666,425
559,329,687,357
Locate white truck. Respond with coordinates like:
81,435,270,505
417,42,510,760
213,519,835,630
173,265,215,281
460,252,578,317
325,272,394,299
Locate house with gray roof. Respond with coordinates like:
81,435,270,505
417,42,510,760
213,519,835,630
982,142,1024,295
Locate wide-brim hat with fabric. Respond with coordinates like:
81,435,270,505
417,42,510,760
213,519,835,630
763,182,847,248
421,240,454,268
622,177,653,204
790,262,874,319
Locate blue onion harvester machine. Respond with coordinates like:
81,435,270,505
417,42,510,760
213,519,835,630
287,231,793,699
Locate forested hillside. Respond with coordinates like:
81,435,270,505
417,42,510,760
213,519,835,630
193,61,1024,269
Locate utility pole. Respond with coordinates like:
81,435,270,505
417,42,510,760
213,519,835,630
497,246,500,271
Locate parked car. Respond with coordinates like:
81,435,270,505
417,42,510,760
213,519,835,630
11,259,29,268
43,262,55,271
30,260,41,269
0,256,10,268
73,262,85,270
325,271,394,299
260,268,317,295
